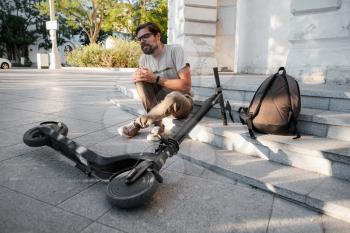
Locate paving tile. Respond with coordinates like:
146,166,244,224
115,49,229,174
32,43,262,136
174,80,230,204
307,177,350,220
80,222,124,233
0,147,98,205
0,106,49,126
0,129,22,147
322,215,350,233
267,197,323,233
0,186,92,233
268,148,334,176
176,125,350,223
90,136,158,157
200,167,237,185
100,107,135,127
99,169,273,233
179,139,218,165
166,154,207,177
0,143,39,162
52,105,135,126
197,150,324,203
5,116,104,139
73,129,119,147
59,182,112,220
0,93,30,104
5,99,78,114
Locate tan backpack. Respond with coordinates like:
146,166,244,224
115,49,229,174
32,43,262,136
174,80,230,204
238,67,301,139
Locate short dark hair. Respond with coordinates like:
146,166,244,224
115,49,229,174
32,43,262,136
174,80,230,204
135,22,161,36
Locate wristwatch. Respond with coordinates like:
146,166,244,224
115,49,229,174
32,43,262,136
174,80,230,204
156,75,160,84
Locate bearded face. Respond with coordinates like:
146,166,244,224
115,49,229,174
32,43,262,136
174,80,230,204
141,42,158,55
137,28,160,55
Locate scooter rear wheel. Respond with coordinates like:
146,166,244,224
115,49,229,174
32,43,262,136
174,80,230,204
106,170,159,209
40,121,68,136
23,127,49,147
23,121,69,147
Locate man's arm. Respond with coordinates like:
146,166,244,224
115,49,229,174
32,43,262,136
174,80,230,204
158,65,191,92
133,65,192,93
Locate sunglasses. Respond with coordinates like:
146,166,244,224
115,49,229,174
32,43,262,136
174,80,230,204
137,33,154,42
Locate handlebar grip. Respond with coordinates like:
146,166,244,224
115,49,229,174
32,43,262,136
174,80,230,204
213,67,221,88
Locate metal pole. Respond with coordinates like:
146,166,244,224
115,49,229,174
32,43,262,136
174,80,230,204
48,0,61,69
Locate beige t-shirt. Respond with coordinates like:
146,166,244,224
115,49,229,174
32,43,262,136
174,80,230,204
139,44,191,94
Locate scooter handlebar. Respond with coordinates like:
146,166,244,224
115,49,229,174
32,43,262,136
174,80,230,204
213,67,221,88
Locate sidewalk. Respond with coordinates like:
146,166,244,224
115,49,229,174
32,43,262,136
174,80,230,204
0,70,349,233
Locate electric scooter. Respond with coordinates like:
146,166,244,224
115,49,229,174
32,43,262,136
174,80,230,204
23,67,228,209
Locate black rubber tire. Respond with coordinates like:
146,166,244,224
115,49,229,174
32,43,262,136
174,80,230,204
40,121,68,136
23,127,49,147
23,121,69,147
1,62,9,69
106,170,159,209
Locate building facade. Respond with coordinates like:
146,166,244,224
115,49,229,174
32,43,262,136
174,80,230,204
168,0,350,85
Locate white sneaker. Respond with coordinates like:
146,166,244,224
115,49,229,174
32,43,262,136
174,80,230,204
146,125,165,141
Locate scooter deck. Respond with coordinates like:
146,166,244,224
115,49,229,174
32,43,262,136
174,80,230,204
39,126,158,180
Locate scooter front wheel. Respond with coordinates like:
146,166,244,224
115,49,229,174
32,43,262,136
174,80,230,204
106,170,159,209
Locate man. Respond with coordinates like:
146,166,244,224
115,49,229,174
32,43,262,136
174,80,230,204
118,22,193,141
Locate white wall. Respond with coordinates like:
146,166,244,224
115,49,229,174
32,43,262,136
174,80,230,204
168,0,218,75
287,0,350,84
216,0,236,71
234,0,291,74
168,0,350,85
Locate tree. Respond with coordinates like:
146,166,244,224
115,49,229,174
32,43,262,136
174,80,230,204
37,0,116,44
36,14,79,50
36,0,168,45
0,0,41,62
105,0,168,42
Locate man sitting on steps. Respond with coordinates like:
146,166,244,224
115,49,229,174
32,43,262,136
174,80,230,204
118,22,193,141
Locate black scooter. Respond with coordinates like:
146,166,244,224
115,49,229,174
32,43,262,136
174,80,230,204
23,67,228,209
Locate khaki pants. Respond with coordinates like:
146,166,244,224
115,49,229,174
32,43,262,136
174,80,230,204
135,82,193,128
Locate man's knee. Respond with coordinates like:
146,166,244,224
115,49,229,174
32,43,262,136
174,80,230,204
163,91,183,104
164,91,192,118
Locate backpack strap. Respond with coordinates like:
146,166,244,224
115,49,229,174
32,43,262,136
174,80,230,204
225,101,257,139
246,114,256,139
238,107,256,139
225,100,235,123
282,67,301,139
238,107,248,124
249,68,282,118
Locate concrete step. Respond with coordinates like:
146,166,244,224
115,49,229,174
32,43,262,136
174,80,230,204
114,82,350,142
109,92,350,224
194,95,350,142
177,139,350,224
192,74,350,113
110,95,350,182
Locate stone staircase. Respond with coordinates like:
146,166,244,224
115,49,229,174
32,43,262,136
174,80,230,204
110,73,350,223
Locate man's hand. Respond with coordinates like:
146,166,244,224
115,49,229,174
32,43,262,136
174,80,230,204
133,67,156,83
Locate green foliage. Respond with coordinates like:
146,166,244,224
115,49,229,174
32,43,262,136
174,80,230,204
36,0,168,44
66,37,142,68
105,0,168,43
35,12,77,50
0,0,42,61
36,0,115,44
